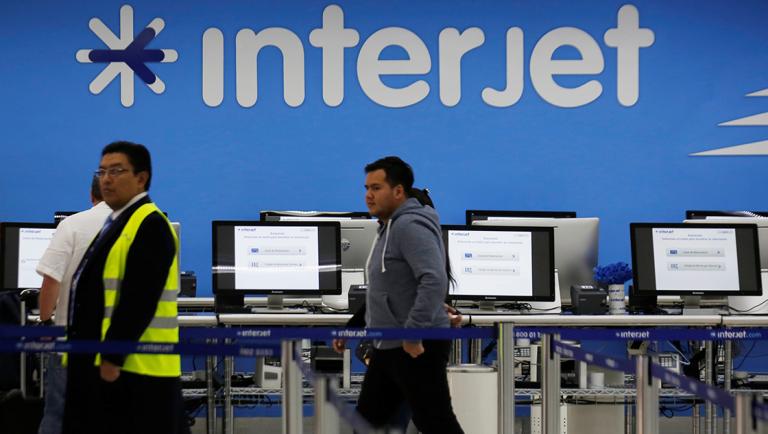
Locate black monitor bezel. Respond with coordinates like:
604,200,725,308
465,210,577,225
630,222,762,297
211,220,343,296
1,222,57,291
442,224,556,302
260,211,371,221
53,211,78,226
686,210,768,219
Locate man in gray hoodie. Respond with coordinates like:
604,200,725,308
352,156,463,433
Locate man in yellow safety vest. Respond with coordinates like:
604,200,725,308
63,141,185,434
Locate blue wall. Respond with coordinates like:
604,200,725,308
1,0,767,295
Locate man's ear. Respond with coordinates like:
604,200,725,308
136,171,149,191
393,184,405,200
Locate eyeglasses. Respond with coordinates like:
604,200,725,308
94,167,131,178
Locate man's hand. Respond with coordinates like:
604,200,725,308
100,360,121,382
332,338,347,354
444,304,462,328
403,341,424,358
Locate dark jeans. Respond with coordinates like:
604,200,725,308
38,354,66,434
356,340,464,434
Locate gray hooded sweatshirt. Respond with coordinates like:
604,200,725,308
365,197,450,349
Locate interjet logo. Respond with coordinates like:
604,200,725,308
76,4,654,110
76,5,178,107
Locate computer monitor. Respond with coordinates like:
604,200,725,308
261,210,370,220
465,210,577,225
442,225,555,310
1,223,57,290
55,210,169,224
686,210,768,219
53,211,182,274
170,222,182,285
260,211,377,270
53,211,78,226
472,217,599,305
212,221,342,312
683,217,768,270
630,223,762,305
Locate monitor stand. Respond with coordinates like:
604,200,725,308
681,296,727,316
528,269,562,314
215,292,249,313
458,301,501,315
321,269,364,311
728,270,768,314
251,295,309,314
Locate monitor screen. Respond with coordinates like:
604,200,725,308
465,210,577,225
212,221,342,296
1,223,57,290
442,225,555,302
261,211,377,270
684,217,768,270
472,217,599,304
630,223,762,296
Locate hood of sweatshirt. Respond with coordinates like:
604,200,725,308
369,197,443,274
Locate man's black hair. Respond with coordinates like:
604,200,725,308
364,156,414,194
409,187,434,208
90,176,102,201
101,141,152,191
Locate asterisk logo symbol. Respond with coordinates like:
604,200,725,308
76,5,178,107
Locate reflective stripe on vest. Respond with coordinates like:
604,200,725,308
97,202,180,377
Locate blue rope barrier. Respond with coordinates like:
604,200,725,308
552,340,635,374
649,363,734,411
179,326,495,341
552,339,737,412
0,339,278,357
5,325,768,342
3,324,768,360
290,344,376,434
554,327,768,342
322,380,376,434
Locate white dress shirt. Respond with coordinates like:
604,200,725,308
110,191,147,220
36,201,112,326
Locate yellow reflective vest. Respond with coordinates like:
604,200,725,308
97,202,180,377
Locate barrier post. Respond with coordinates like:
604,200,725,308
735,394,757,434
19,289,42,399
725,340,733,434
19,296,28,397
470,337,483,364
223,352,234,434
635,354,659,434
314,376,340,434
694,404,700,434
451,339,462,365
282,340,303,434
624,397,633,434
705,341,715,434
206,352,217,434
541,333,560,434
497,323,515,434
